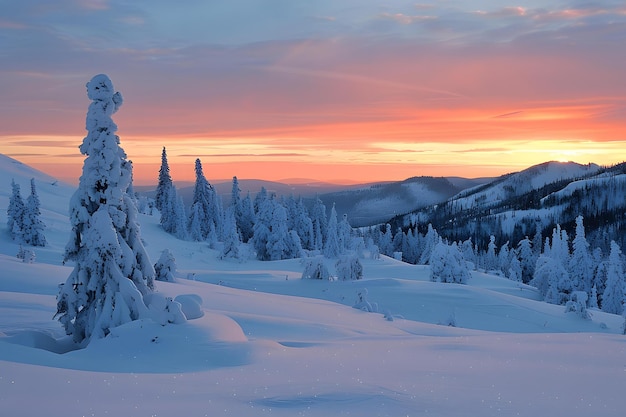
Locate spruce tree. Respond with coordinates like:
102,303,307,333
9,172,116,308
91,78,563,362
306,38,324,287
252,197,272,261
265,199,295,260
378,224,393,257
517,237,536,284
154,249,177,282
485,235,498,271
323,203,341,258
161,183,187,239
23,178,47,247
188,158,220,241
220,206,243,260
430,240,470,284
55,74,156,345
230,176,256,243
311,197,327,250
155,146,173,213
294,197,314,250
569,215,593,294
419,224,439,265
239,192,256,243
7,179,25,242
602,241,625,314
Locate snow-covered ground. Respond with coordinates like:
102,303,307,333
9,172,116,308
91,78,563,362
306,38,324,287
1,156,625,417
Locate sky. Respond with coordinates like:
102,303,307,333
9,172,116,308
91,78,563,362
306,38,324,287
1,0,626,185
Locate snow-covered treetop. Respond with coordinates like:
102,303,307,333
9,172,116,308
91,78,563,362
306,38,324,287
76,74,130,211
86,74,123,106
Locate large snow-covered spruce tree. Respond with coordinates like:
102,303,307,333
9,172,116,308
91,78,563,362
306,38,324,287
55,74,156,345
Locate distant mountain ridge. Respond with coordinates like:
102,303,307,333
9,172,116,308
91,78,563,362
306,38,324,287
318,176,489,227
136,174,492,227
392,160,626,251
3,154,622,246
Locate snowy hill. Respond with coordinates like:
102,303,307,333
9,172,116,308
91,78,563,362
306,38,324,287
397,161,626,250
319,176,486,227
451,161,601,211
1,155,625,416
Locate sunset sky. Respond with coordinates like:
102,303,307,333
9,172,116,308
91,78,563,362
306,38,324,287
1,1,625,185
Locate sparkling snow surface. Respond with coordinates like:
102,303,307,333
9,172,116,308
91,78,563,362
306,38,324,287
1,156,625,416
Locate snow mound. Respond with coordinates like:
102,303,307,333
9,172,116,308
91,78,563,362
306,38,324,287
175,293,204,319
0,313,251,373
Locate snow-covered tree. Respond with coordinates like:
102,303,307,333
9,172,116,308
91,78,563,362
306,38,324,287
353,288,376,312
591,247,607,308
253,197,302,261
545,262,573,305
160,183,187,240
172,191,188,240
564,291,591,320
253,187,268,214
266,200,298,260
55,74,157,345
460,237,476,268
323,204,341,258
188,158,220,241
392,227,403,254
400,229,412,263
517,237,536,284
366,237,380,260
310,197,327,251
231,176,242,212
154,249,177,282
252,197,272,261
498,241,511,276
335,254,363,281
508,252,523,282
550,224,570,269
155,147,187,239
419,224,439,265
7,179,25,242
293,197,314,250
429,240,471,284
301,256,331,280
230,176,255,242
532,256,571,304
378,224,393,257
532,224,543,257
22,178,47,247
155,146,172,213
238,192,256,243
602,241,625,314
220,207,243,261
484,235,498,271
16,244,35,263
569,215,593,294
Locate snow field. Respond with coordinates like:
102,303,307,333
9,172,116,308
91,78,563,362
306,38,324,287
1,158,625,416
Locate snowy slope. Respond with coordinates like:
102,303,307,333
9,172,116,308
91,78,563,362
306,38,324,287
1,155,625,417
452,161,600,211
541,173,626,204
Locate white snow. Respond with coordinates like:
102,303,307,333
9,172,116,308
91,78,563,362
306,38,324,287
0,155,625,416
452,161,600,211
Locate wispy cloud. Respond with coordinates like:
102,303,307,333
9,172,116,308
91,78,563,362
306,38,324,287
2,0,626,183
377,12,437,25
493,111,525,119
